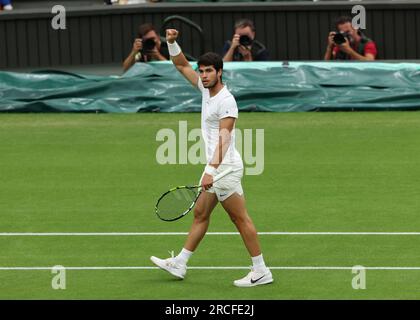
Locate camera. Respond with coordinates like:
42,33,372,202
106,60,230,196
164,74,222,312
142,38,156,52
333,32,350,45
239,35,253,46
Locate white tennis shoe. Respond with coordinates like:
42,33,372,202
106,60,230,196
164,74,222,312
150,251,186,279
234,267,273,287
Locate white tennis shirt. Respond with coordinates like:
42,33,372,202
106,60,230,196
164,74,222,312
197,77,243,166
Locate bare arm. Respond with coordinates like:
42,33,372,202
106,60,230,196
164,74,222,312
324,32,336,61
166,29,199,87
208,117,236,169
345,49,375,61
223,34,240,62
324,45,335,61
123,38,142,72
201,117,236,190
339,38,376,61
223,46,235,62
148,47,169,62
123,51,138,72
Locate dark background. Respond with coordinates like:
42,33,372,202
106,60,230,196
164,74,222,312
1,1,419,69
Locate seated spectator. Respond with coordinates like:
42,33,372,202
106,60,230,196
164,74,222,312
0,0,13,10
222,19,269,62
324,16,377,61
123,23,169,72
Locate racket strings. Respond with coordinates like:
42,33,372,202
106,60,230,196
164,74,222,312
156,187,199,221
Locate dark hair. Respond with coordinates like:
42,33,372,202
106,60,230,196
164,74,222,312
335,16,353,29
197,52,223,71
234,19,255,32
197,52,223,82
138,23,156,38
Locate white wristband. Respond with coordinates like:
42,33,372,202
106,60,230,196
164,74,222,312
204,165,217,177
167,41,182,57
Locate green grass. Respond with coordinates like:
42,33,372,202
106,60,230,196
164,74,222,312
0,112,420,299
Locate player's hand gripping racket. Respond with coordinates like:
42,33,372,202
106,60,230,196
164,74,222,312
155,167,240,221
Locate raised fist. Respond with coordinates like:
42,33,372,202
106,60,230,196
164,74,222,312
166,29,179,44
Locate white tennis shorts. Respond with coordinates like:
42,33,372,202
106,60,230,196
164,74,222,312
199,163,244,202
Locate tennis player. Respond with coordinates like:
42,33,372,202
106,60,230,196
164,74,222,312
151,29,273,287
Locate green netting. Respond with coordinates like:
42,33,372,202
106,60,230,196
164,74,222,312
1,61,420,113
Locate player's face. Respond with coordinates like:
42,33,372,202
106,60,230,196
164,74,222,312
198,65,221,88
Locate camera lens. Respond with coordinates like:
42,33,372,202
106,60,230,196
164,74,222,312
239,35,253,46
333,33,346,45
142,38,156,51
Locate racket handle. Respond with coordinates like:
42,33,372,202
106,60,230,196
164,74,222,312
197,167,242,192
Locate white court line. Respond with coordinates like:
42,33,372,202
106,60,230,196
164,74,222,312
1,266,420,271
1,232,420,236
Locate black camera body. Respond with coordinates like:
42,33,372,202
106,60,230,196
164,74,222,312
239,35,253,47
333,32,350,45
142,38,156,52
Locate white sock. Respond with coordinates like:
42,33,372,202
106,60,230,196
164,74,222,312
175,248,193,266
251,254,267,272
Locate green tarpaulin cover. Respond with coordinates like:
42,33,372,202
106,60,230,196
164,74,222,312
1,61,420,112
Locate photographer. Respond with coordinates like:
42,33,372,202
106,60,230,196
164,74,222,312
222,19,269,62
324,16,377,61
123,23,169,72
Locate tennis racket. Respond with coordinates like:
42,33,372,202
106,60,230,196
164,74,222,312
155,167,240,222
